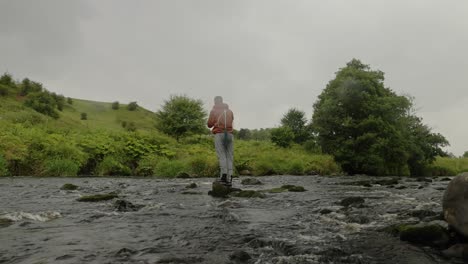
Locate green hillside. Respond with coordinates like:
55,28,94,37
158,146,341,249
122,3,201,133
0,94,157,132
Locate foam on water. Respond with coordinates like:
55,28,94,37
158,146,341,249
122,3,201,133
1,211,61,222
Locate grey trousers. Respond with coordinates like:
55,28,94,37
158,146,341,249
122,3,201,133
214,133,234,180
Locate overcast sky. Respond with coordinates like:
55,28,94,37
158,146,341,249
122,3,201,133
0,0,467,155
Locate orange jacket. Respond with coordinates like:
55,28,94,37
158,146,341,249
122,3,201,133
207,103,234,134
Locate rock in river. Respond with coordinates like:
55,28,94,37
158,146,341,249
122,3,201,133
443,174,468,237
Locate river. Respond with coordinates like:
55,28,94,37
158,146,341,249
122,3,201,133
0,175,461,264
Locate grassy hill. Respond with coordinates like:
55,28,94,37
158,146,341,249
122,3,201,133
0,94,158,132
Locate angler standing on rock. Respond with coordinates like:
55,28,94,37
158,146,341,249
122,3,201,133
207,96,234,186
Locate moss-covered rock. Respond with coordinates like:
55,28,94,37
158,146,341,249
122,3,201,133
383,223,450,248
208,181,234,198
399,223,449,247
264,187,288,193
76,193,118,202
60,183,78,191
185,183,198,189
232,190,266,198
281,185,306,192
241,178,263,185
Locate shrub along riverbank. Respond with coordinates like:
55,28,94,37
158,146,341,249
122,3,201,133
0,121,339,177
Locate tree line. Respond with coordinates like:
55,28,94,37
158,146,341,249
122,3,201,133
0,59,460,176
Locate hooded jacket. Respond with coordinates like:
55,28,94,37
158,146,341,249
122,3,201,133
207,103,234,134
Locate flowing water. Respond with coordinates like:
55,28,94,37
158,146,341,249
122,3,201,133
0,176,461,264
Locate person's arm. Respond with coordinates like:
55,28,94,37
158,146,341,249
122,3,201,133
207,110,215,128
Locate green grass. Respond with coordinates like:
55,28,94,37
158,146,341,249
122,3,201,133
432,157,468,175
0,96,158,133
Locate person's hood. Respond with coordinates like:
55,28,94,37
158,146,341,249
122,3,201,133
213,103,229,110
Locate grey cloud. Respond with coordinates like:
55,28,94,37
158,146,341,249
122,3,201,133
0,0,466,155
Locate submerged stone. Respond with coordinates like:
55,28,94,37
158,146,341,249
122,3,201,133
61,183,78,191
320,209,333,215
0,218,13,227
241,178,263,185
113,199,143,212
281,185,306,192
339,197,365,207
232,190,266,198
185,183,198,189
409,210,441,221
229,250,251,262
76,193,118,202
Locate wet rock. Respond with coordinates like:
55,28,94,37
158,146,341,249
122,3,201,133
395,185,407,190
339,197,365,207
229,250,251,262
55,255,74,261
76,193,118,202
343,178,399,187
409,210,441,221
185,183,197,189
347,214,370,224
113,199,143,212
115,247,137,259
416,177,433,183
440,177,452,182
176,172,191,179
181,191,202,195
442,244,468,260
320,209,333,215
232,190,266,198
443,174,468,237
156,256,204,263
392,223,450,248
281,185,306,192
208,181,236,198
0,218,13,227
241,178,262,185
60,183,78,190
239,170,252,176
374,178,400,186
264,187,288,193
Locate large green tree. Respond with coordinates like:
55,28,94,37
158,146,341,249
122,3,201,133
280,108,310,143
312,59,448,176
155,95,207,140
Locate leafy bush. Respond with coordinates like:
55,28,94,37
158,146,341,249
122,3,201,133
95,155,132,176
127,102,138,111
112,101,119,110
136,155,159,176
67,97,73,104
188,156,218,177
287,160,305,175
81,112,87,120
24,92,59,119
0,84,10,96
154,159,188,178
270,126,294,148
43,159,80,177
0,154,9,176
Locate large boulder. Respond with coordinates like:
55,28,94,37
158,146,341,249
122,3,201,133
443,174,468,237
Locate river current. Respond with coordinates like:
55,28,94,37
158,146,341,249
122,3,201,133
0,175,460,264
